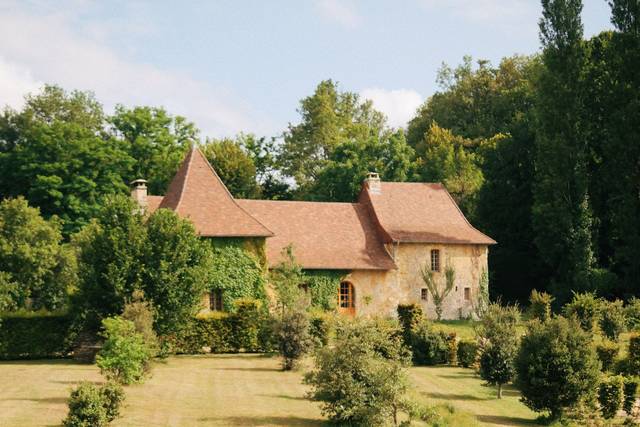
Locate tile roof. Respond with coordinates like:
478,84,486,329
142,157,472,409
158,147,273,237
359,182,496,245
146,195,164,213
237,199,397,270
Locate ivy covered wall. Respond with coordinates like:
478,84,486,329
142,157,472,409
304,270,348,310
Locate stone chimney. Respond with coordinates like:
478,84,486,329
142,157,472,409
364,172,381,195
130,179,148,209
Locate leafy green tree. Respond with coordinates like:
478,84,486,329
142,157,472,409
276,309,311,370
310,130,415,201
515,316,601,419
109,105,196,195
280,80,386,194
201,137,261,198
421,263,455,321
0,85,133,235
270,245,306,315
599,299,626,341
0,197,76,310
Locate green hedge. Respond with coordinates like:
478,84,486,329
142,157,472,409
0,311,73,359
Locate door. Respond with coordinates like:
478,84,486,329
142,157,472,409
338,281,355,316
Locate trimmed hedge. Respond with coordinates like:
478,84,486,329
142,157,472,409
598,375,624,419
0,311,73,359
595,340,619,372
457,340,478,368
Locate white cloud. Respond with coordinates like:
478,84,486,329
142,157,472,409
418,0,534,23
360,88,423,129
315,0,362,29
0,3,273,137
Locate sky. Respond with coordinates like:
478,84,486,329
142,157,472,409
0,0,612,138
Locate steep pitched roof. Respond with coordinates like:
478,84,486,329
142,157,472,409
359,182,496,245
146,195,164,214
158,147,273,237
237,199,396,270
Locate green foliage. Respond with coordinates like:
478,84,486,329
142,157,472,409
599,299,627,341
96,317,154,385
596,340,619,372
410,321,449,366
208,242,267,312
0,197,76,310
270,245,305,313
63,381,124,427
629,334,640,373
276,309,311,370
0,85,133,235
623,377,639,415
229,298,264,352
516,316,601,419
397,303,425,345
166,312,232,354
121,292,159,356
0,311,72,359
527,289,554,322
457,340,478,368
474,269,490,319
626,298,640,331
598,375,624,419
304,319,411,426
563,292,601,332
309,312,332,348
421,264,455,321
201,137,261,198
304,270,345,310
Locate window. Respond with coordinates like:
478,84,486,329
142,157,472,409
421,288,428,301
464,287,471,302
339,282,355,309
298,283,309,293
430,249,440,272
209,289,223,311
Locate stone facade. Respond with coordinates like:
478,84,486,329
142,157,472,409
344,243,488,319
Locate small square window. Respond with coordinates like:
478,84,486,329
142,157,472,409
464,287,471,301
210,289,223,311
430,249,440,272
421,288,428,301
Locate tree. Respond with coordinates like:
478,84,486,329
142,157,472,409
276,309,311,370
0,85,133,235
515,316,601,419
270,245,306,315
236,133,292,200
0,197,76,310
599,299,626,341
280,80,386,195
304,319,412,426
476,303,520,398
109,105,196,195
310,130,415,202
201,137,261,198
421,263,455,320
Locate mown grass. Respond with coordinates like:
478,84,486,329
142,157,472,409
1,354,540,427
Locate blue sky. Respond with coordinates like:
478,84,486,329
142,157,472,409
0,0,612,137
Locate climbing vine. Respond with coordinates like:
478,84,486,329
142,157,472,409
304,270,347,310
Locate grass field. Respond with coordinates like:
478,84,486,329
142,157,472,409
1,354,540,427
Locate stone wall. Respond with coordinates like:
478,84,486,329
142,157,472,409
346,243,488,320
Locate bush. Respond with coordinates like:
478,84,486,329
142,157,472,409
0,311,73,359
515,316,601,419
63,381,124,427
446,332,458,365
596,340,619,372
598,375,624,419
309,313,331,348
276,310,311,370
457,340,478,368
629,334,640,373
304,319,411,425
563,292,601,332
229,299,263,352
527,290,554,322
623,377,639,415
165,312,232,354
96,317,154,385
121,293,159,355
410,321,449,365
599,299,626,341
397,304,424,342
626,297,640,331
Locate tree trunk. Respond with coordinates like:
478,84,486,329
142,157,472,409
497,383,502,399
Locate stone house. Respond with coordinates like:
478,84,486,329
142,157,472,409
132,146,495,319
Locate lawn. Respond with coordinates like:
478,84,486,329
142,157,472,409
1,354,540,427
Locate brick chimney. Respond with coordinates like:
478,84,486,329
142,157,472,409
364,172,381,195
130,179,148,209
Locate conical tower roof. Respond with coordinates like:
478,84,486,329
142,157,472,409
159,146,273,237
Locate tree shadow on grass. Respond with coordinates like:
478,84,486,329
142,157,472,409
49,380,103,385
2,396,68,404
198,415,327,426
214,367,280,372
257,393,308,401
476,414,540,426
422,391,488,401
437,372,478,379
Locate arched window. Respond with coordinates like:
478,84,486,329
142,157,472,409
338,281,355,316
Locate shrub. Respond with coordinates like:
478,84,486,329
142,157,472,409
165,312,232,354
626,297,640,331
229,298,263,352
599,299,626,341
598,375,624,419
527,290,554,322
446,332,458,365
121,293,159,355
457,340,478,368
563,292,601,332
410,321,449,365
0,311,73,359
63,382,124,427
309,312,331,348
397,304,424,341
304,319,411,425
276,310,311,370
629,334,640,373
515,316,601,419
96,317,153,385
623,377,639,415
595,340,619,372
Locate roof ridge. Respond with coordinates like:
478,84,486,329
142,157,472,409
439,184,496,244
174,146,195,212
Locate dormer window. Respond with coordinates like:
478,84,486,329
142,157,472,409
430,249,440,272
